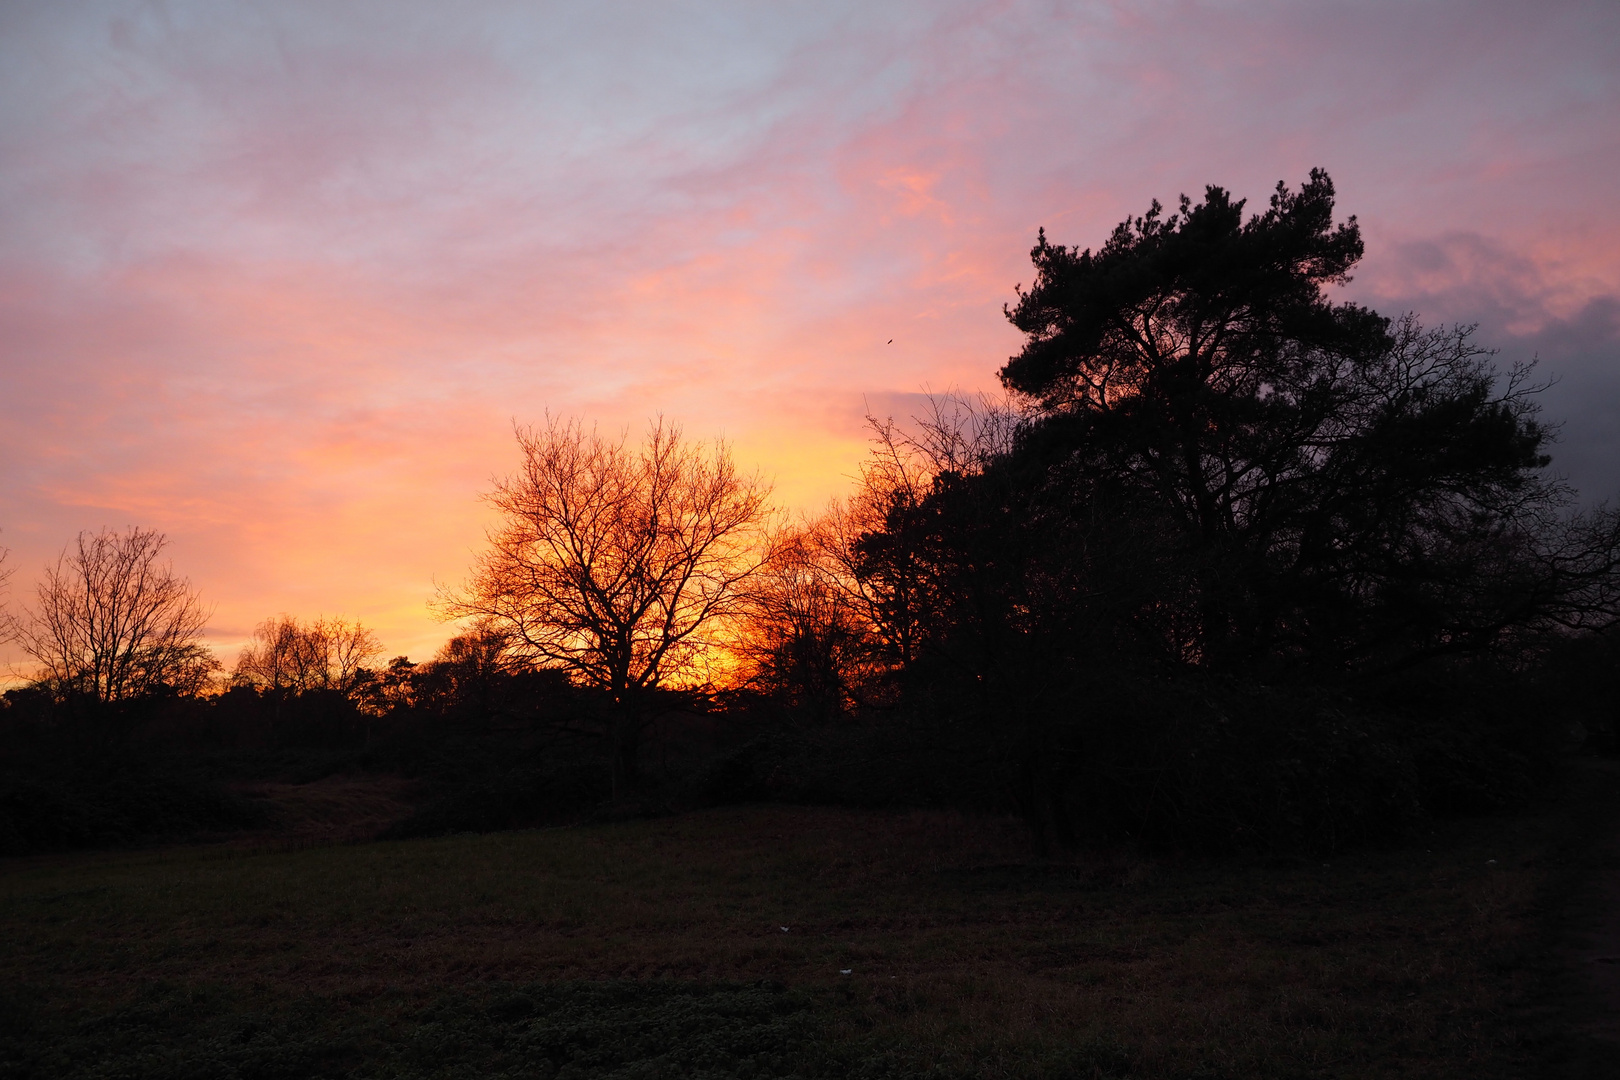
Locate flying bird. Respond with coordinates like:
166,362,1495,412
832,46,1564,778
887,339,893,344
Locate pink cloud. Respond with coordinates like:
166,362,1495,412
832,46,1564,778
2,0,1617,675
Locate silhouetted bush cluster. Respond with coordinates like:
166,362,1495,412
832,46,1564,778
0,768,266,857
0,695,265,856
707,664,1567,855
0,626,1595,859
0,665,684,854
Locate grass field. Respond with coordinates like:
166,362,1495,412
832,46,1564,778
0,780,1604,1078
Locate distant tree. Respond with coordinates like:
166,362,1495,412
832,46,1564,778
744,398,1019,693
826,419,936,671
735,525,880,719
0,538,14,644
827,396,1023,675
234,615,382,696
358,655,419,716
436,619,512,677
233,618,302,693
441,416,774,795
15,527,217,701
418,620,515,718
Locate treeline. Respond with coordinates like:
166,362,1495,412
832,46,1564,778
0,603,614,855
5,169,1620,857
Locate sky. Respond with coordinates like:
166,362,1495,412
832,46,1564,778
2,0,1618,671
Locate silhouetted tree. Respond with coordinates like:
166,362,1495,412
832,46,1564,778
358,655,419,716
442,416,774,795
14,528,216,701
838,173,1620,850
234,614,382,696
736,526,881,719
416,620,515,719
823,398,1022,676
0,538,14,645
998,169,1620,672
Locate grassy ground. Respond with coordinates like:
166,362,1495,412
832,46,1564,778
0,779,1603,1079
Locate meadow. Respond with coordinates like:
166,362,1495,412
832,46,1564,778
4,770,1612,1080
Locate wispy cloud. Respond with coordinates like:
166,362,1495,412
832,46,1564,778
2,0,1616,665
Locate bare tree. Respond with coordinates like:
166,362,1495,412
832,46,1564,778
15,527,216,701
441,416,774,794
413,619,517,717
813,393,1024,671
734,524,881,719
235,614,382,695
326,617,384,690
234,616,308,693
0,538,14,644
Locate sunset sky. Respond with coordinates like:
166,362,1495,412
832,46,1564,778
2,0,1618,671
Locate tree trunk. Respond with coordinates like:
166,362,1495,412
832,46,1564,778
608,700,642,801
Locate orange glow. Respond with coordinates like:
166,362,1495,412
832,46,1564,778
3,2,1618,679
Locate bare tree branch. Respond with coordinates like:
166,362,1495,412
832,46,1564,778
235,614,383,695
438,416,774,792
0,538,15,646
14,527,216,701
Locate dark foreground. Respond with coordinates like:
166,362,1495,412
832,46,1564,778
3,765,1618,1080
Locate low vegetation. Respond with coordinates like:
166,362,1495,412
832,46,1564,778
3,769,1614,1078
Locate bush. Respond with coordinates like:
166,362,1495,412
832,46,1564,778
1057,677,1425,853
699,713,1000,813
713,671,1482,855
0,768,268,857
382,754,610,838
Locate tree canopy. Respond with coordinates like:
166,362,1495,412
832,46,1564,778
13,527,216,701
442,416,774,792
977,170,1618,673
234,615,382,696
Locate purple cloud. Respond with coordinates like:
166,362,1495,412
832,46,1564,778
1,0,1616,669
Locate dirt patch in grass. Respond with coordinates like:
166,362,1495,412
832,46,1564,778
0,787,1609,1077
